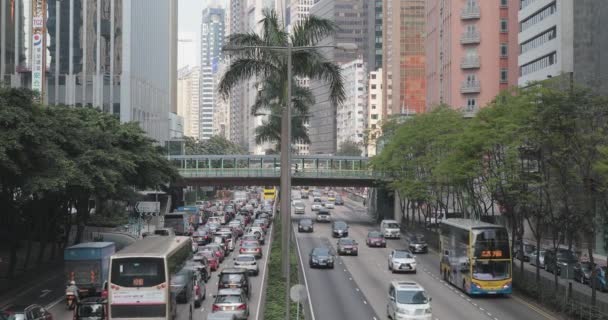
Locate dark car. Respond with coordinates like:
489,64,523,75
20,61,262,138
337,238,359,256
332,221,349,238
574,261,595,284
187,259,211,283
515,243,536,262
407,234,428,253
545,248,578,275
218,268,252,298
334,195,344,205
1,305,53,320
298,219,314,233
171,268,195,303
366,231,386,248
74,297,107,320
309,247,335,269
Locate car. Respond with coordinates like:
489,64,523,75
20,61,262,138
316,209,331,223
292,200,306,214
239,241,263,259
574,261,595,284
73,298,106,320
380,220,401,239
529,250,546,269
298,218,314,233
217,268,252,298
591,266,608,291
201,245,225,263
170,268,195,303
366,231,386,247
337,238,359,256
215,231,236,251
206,312,238,320
1,305,53,320
311,202,322,211
187,259,211,283
193,272,207,308
301,190,309,199
246,227,266,244
211,288,250,320
309,246,335,269
331,220,349,237
193,230,212,245
545,248,578,275
334,195,344,205
199,251,219,271
233,254,259,276
388,249,417,274
212,234,229,253
407,234,428,253
240,234,260,245
323,201,335,209
515,243,536,262
387,281,432,320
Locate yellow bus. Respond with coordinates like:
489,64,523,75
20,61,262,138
263,186,276,200
439,219,512,295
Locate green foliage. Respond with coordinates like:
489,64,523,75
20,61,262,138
336,139,363,156
219,9,344,149
184,135,246,155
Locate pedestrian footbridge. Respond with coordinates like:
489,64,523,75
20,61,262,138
168,155,384,187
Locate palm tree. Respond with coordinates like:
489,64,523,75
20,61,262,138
218,9,345,148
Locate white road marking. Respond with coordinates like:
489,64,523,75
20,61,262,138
255,223,274,320
363,300,367,304
45,297,63,310
39,289,52,298
356,288,360,292
293,225,316,320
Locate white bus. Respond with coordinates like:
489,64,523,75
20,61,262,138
108,236,193,320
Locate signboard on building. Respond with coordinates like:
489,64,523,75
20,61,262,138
31,32,44,93
33,16,44,28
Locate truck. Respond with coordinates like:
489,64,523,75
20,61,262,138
64,242,116,297
164,212,191,235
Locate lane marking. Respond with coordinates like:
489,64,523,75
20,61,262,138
363,300,367,304
45,297,63,310
511,294,559,320
255,223,274,320
293,225,316,320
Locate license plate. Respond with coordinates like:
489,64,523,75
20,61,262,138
345,250,351,253
230,284,237,288
400,265,409,270
319,262,326,265
488,291,496,294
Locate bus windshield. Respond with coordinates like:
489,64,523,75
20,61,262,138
110,257,166,287
473,260,510,281
472,228,510,259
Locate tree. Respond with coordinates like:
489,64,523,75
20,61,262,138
184,136,246,155
336,140,362,156
219,9,345,149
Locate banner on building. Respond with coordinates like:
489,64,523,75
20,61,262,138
32,32,43,93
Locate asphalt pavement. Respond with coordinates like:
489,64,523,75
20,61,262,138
293,197,563,320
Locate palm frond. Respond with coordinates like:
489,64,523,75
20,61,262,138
291,15,338,47
292,50,345,106
217,58,278,99
260,8,289,47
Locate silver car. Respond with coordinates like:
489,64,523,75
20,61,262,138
211,288,249,320
233,254,259,276
239,241,263,259
529,250,546,268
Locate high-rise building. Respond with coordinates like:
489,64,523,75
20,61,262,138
177,66,200,138
226,0,247,148
213,60,230,139
367,68,383,156
309,0,370,154
518,0,608,95
178,32,197,69
0,0,177,144
382,0,426,116
368,0,383,71
337,59,367,155
426,0,518,115
200,6,225,140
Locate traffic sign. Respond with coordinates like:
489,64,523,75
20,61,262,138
290,284,307,302
135,201,160,214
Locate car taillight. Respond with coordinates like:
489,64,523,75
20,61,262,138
240,248,245,253
195,285,200,295
237,304,247,310
212,305,220,312
255,248,260,252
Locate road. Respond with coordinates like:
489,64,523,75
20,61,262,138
293,197,561,320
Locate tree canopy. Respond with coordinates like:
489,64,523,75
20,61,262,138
337,139,363,156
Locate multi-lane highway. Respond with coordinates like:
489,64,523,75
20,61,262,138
293,195,561,320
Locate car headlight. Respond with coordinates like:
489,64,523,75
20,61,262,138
396,307,410,315
312,258,319,263
425,308,432,314
328,257,334,262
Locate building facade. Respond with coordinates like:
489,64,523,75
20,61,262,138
337,59,367,155
200,6,225,140
177,66,200,138
0,0,177,143
367,68,383,156
382,0,426,116
309,0,370,154
426,0,519,114
368,0,383,71
178,32,197,69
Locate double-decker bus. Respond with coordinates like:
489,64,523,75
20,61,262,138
439,219,512,295
263,186,276,200
108,236,193,320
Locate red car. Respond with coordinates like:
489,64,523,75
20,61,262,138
199,251,219,271
366,231,386,248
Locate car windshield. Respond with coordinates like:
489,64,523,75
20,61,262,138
387,223,400,228
368,232,383,238
557,250,578,262
334,222,347,229
171,274,187,285
339,239,355,245
236,256,255,262
220,274,243,284
393,251,413,259
78,304,104,317
473,260,510,280
215,294,243,304
411,236,425,243
300,219,312,226
396,290,429,304
242,242,258,248
313,248,330,255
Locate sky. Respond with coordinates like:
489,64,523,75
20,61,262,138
178,0,227,68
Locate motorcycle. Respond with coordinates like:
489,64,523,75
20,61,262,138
66,291,77,310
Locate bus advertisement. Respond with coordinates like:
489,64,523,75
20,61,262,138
108,236,192,320
439,219,512,295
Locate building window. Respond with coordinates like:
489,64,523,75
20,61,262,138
500,43,508,57
371,114,378,120
371,84,377,89
371,73,376,79
371,94,377,100
520,27,556,54
520,52,557,76
372,104,377,109
500,69,508,83
500,0,508,7
520,3,557,32
500,19,508,33
466,98,477,110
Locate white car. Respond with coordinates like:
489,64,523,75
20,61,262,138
388,249,417,274
387,281,432,320
233,254,259,276
323,202,335,209
311,203,322,211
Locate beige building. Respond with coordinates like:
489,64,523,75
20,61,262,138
367,68,383,156
177,66,200,138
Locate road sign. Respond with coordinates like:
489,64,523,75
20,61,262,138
290,284,307,302
135,201,160,214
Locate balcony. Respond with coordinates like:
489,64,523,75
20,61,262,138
460,31,481,44
461,5,480,20
461,80,481,94
461,56,480,69
463,106,478,118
